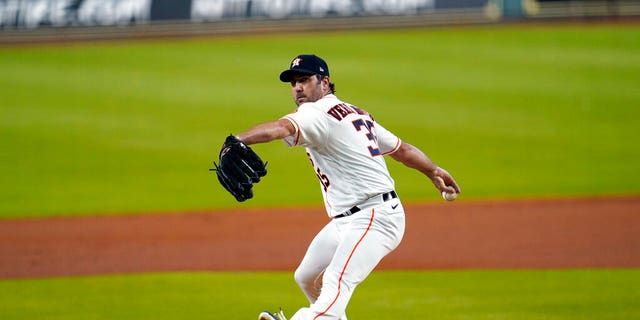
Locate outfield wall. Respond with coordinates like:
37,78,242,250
1,0,639,44
1,0,482,29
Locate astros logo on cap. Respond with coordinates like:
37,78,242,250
291,57,302,67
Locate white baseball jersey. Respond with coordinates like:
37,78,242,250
282,94,401,217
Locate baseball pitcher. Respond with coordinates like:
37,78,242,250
212,54,460,320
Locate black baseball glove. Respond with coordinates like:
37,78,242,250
210,135,267,202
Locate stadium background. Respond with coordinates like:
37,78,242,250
1,0,639,319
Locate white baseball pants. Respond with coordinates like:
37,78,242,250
289,200,405,320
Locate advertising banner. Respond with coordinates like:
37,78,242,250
1,0,493,29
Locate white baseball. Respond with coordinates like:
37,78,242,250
441,191,458,201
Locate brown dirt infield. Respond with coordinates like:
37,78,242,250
1,196,639,279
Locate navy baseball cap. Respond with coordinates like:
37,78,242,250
279,54,330,82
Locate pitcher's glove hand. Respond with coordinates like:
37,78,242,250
210,135,267,202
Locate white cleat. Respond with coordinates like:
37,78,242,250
258,309,287,320
258,312,277,320
275,310,288,320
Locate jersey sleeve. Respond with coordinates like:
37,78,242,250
281,103,328,148
373,122,402,155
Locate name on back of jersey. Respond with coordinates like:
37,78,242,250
326,103,371,121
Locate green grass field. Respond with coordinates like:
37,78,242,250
1,23,639,218
1,23,639,320
1,270,638,319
